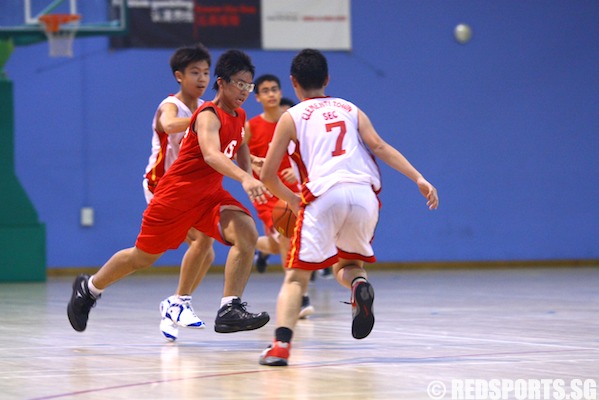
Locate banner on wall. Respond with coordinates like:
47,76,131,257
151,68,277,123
110,0,351,50
111,0,261,48
261,0,351,50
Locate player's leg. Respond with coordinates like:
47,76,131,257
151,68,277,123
214,208,270,333
276,268,312,328
254,228,278,273
259,267,312,366
260,189,342,366
220,209,257,297
276,235,315,319
159,228,214,341
335,260,375,340
333,260,367,289
181,228,215,294
255,228,280,260
91,246,163,288
68,247,163,332
334,184,379,339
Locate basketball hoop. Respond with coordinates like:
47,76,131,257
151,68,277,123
38,14,81,58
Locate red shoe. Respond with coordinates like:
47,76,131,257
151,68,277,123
259,341,291,366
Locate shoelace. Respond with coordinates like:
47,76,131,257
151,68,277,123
76,292,97,310
232,301,254,317
234,301,249,309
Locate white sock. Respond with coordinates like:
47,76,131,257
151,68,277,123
351,277,367,287
220,296,238,308
88,276,103,298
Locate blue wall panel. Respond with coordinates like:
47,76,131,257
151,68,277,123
5,0,599,268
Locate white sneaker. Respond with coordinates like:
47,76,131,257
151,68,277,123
159,296,205,341
159,317,179,342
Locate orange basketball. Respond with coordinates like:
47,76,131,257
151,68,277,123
271,199,297,238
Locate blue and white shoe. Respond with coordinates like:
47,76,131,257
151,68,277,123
159,316,179,342
159,295,205,341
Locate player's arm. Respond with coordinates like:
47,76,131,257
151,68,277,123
197,109,268,204
261,112,300,213
243,120,265,175
158,102,191,134
235,141,253,176
357,108,439,210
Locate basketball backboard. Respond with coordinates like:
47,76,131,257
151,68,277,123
0,0,128,46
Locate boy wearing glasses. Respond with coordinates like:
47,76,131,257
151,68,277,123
68,50,270,336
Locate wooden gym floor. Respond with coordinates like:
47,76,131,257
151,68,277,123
0,265,597,399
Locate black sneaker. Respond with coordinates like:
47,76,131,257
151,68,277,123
214,298,270,333
351,281,375,339
67,274,100,332
298,295,315,319
254,252,270,273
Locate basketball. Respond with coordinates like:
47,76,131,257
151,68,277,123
272,199,297,238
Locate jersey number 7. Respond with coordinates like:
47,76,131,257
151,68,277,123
326,121,347,157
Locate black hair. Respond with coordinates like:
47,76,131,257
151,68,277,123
253,74,281,94
280,97,295,108
212,49,255,91
290,49,328,90
170,43,211,78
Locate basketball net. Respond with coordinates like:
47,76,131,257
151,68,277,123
38,14,81,57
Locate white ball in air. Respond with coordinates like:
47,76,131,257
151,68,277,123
454,23,473,44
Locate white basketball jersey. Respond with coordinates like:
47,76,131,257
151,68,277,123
144,96,203,177
287,97,381,198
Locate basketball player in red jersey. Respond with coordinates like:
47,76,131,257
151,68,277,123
258,49,439,366
245,74,314,319
68,50,270,336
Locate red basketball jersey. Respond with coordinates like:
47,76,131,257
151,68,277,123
247,115,293,180
152,102,247,211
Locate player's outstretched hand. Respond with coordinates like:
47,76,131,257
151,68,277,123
243,177,271,204
416,177,439,210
